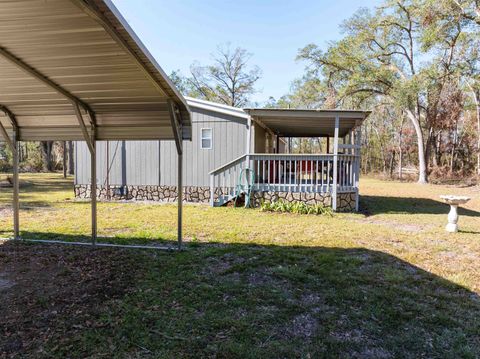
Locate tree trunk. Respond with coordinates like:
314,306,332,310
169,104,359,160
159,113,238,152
450,122,458,174
68,141,74,175
465,85,480,176
398,147,403,180
389,151,395,178
435,134,441,168
62,141,67,178
398,117,404,180
425,127,435,171
475,90,480,176
40,141,54,172
450,146,455,173
406,110,428,183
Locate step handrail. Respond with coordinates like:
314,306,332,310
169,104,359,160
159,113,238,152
209,154,247,175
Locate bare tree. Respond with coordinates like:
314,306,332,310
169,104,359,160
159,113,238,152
188,44,261,107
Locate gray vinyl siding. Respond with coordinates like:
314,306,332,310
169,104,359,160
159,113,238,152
75,107,248,187
254,123,266,153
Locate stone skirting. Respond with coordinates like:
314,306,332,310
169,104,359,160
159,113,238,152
74,185,357,212
74,184,226,203
336,192,357,212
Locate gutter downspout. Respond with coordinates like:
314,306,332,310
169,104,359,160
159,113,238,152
246,116,252,166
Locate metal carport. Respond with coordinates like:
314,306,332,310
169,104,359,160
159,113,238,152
0,0,191,249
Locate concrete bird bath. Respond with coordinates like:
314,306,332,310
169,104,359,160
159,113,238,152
440,195,471,233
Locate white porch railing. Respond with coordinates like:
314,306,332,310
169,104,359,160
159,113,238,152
209,154,248,206
250,154,357,193
209,153,360,207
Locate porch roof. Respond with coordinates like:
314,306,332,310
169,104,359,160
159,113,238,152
244,109,370,137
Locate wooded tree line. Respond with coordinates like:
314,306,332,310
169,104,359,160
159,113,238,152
0,141,74,175
274,0,480,183
1,1,478,185
174,1,480,184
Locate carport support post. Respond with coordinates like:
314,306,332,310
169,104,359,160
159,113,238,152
332,115,340,211
90,126,97,245
73,102,96,244
0,109,19,239
168,100,183,250
12,128,19,239
177,151,183,249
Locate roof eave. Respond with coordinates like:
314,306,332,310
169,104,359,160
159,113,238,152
185,97,249,120
244,108,371,119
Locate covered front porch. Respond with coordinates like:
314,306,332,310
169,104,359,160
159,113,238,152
209,109,370,211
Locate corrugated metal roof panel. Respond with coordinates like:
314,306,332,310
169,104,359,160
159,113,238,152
0,0,190,141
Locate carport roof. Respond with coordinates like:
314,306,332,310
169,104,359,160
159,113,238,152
0,0,191,142
244,109,370,137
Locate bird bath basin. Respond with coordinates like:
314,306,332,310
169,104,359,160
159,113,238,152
440,195,471,233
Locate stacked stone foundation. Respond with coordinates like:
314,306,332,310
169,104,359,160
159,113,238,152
74,185,357,212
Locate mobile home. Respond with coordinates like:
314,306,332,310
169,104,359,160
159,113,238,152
75,97,369,211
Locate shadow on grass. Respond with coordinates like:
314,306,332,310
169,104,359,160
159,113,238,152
0,201,68,210
0,177,73,193
0,231,173,246
361,195,480,217
0,176,74,208
0,237,479,358
459,229,480,234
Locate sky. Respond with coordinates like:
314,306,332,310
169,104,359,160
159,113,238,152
112,0,383,104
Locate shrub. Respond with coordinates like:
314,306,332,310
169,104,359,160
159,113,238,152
260,199,333,216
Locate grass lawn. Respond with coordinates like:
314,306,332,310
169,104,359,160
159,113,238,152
0,173,479,358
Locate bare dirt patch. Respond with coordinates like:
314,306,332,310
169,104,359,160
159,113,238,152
0,274,14,291
287,313,318,340
0,242,144,358
0,206,12,220
202,252,246,276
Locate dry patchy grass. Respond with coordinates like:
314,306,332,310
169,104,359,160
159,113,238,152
0,173,479,358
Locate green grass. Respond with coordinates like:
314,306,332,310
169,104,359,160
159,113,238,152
260,198,334,215
1,173,479,358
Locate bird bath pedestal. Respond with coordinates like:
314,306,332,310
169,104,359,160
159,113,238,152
440,195,471,233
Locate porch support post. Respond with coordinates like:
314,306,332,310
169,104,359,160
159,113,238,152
354,126,362,212
332,116,340,211
209,173,214,207
246,116,252,166
0,108,20,239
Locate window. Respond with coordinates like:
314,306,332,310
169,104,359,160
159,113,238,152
201,128,212,149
